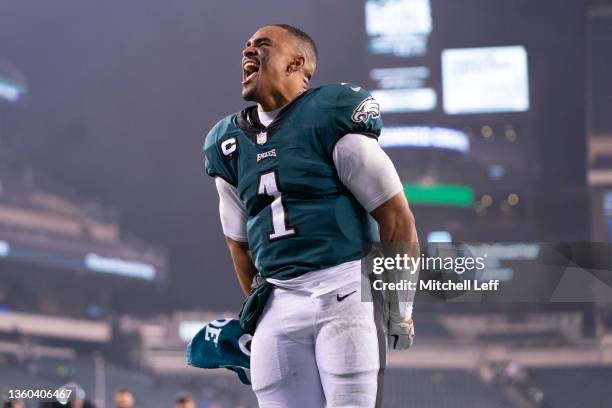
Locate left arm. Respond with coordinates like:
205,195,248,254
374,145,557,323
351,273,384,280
332,132,419,262
371,192,418,251
371,192,418,326
333,133,418,349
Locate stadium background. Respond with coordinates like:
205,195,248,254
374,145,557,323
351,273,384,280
1,0,612,406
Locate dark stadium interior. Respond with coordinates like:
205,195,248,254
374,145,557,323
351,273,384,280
1,0,612,407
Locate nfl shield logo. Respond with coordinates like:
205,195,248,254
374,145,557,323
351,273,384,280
256,132,267,145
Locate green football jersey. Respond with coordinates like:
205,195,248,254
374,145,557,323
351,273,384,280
204,83,382,280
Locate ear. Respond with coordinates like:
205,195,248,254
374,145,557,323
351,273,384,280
288,56,306,73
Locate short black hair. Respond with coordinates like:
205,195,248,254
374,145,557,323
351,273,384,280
271,23,318,61
175,395,195,404
114,389,133,395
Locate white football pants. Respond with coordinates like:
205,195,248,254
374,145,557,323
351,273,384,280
250,273,386,407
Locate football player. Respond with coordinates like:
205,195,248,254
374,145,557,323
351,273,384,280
204,24,418,407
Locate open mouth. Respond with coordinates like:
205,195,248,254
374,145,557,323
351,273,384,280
242,59,260,84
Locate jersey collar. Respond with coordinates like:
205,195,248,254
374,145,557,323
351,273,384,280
234,89,313,144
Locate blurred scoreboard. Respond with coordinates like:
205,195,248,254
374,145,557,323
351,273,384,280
362,0,589,241
441,46,529,115
365,0,530,116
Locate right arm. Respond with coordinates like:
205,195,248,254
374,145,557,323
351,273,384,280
225,237,257,296
215,177,256,296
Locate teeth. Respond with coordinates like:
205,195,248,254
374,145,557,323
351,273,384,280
242,60,259,84
244,61,259,71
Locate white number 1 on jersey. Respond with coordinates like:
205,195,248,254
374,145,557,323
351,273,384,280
257,171,296,240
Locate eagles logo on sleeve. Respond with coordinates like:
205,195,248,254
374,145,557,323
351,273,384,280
351,96,380,124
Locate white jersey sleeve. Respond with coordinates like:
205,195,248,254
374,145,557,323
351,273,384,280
215,176,248,242
332,133,404,212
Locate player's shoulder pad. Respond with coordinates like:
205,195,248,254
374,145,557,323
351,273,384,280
317,83,382,139
316,82,373,105
203,113,240,185
204,113,238,150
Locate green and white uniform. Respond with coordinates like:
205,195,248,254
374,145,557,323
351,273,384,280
204,83,404,408
205,84,395,280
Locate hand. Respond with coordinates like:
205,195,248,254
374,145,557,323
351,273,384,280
388,316,415,350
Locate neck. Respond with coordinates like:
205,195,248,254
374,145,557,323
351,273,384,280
257,82,306,112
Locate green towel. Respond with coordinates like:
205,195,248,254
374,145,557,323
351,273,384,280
239,275,273,335
186,318,252,385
